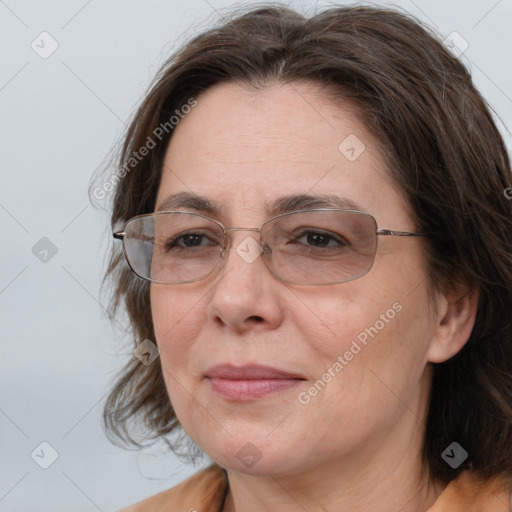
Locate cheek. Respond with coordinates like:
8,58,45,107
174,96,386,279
151,283,203,329
150,285,205,369
295,284,400,358
298,274,435,397
150,286,207,438
298,296,433,436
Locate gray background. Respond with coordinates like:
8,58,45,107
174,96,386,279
1,0,511,510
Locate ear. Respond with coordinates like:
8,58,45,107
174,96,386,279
427,283,479,363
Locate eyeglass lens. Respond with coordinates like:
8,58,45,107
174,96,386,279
122,210,378,285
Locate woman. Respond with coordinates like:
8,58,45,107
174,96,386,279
99,4,512,511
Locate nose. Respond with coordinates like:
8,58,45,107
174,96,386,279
205,231,285,333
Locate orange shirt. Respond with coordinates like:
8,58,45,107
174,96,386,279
118,464,511,511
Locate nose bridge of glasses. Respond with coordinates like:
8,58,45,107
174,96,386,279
222,226,262,245
220,226,262,252
224,227,261,233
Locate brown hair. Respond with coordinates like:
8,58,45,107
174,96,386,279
96,3,512,486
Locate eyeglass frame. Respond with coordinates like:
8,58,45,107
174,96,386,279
113,208,432,286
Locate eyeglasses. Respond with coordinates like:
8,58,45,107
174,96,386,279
113,209,430,286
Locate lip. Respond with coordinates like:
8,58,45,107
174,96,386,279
206,364,304,380
205,364,305,401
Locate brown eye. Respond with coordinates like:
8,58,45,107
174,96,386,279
178,233,207,247
294,230,347,249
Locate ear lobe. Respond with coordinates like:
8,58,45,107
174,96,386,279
427,286,479,363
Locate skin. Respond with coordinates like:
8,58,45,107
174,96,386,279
150,81,479,512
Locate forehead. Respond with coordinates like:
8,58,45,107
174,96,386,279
157,81,410,225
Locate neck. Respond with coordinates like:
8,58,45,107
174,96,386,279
223,457,444,512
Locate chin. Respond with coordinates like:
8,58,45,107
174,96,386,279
203,438,315,478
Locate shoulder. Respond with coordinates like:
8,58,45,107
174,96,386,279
117,464,228,512
429,470,511,511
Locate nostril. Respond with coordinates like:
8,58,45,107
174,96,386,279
247,316,264,323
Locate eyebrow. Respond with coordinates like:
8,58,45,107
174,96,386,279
155,191,365,217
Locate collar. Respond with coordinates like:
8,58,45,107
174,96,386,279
117,464,510,511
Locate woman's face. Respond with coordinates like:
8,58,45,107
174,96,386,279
150,81,440,477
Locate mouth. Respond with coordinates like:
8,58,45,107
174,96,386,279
204,364,306,401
